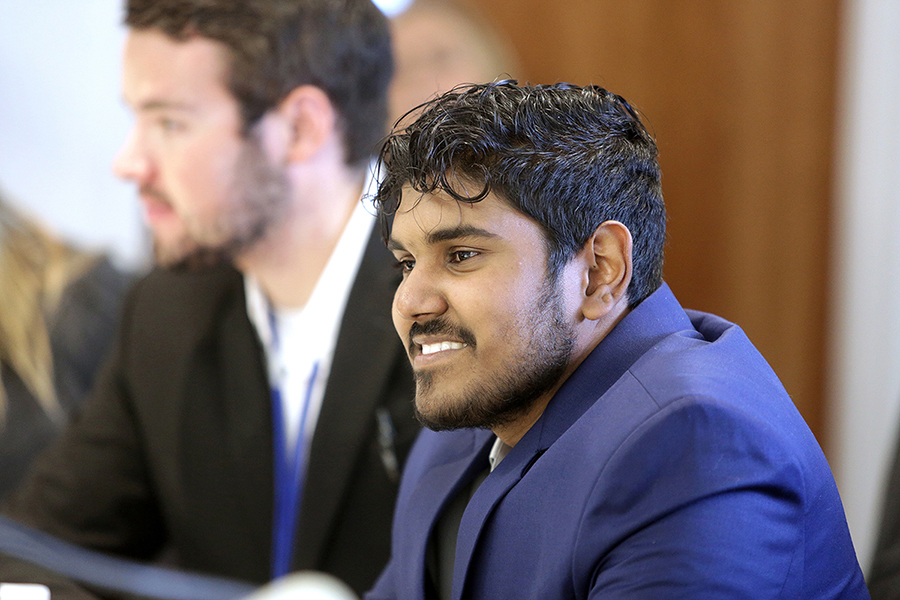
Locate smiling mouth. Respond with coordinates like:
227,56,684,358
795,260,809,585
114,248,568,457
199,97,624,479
408,318,476,360
421,341,468,356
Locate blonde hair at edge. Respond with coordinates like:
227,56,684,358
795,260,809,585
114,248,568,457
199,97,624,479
0,193,96,424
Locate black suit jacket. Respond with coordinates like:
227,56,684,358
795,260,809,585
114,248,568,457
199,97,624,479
870,432,900,599
1,230,418,597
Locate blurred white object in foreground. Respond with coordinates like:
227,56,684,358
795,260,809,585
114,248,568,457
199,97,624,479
0,584,50,600
242,572,358,600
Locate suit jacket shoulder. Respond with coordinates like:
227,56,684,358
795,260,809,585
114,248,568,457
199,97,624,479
369,285,868,600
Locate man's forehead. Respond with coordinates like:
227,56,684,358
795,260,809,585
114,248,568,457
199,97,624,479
121,28,230,107
391,187,465,246
391,184,534,249
396,180,491,211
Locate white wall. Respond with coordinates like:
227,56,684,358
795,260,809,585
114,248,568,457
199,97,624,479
829,0,900,573
0,0,147,267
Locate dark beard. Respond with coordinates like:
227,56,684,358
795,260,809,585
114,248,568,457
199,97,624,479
160,132,289,271
413,279,575,432
165,245,231,272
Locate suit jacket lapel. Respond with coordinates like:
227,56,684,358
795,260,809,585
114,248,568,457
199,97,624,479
294,230,402,567
449,429,546,600
401,429,494,600
216,271,275,560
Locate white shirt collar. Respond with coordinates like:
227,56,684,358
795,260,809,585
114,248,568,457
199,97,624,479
243,164,379,450
244,164,378,367
489,436,513,472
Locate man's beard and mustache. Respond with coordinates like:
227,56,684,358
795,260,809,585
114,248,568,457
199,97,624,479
150,135,290,271
410,278,576,432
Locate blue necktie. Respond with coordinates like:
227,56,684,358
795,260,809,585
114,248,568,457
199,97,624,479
268,310,319,578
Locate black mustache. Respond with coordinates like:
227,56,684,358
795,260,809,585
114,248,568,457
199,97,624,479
408,318,476,355
139,185,172,206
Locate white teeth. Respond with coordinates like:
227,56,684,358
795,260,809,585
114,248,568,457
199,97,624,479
421,341,468,355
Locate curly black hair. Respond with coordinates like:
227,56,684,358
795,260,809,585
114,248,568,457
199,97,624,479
374,80,666,306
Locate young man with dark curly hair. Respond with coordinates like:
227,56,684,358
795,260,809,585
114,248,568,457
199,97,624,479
366,81,868,600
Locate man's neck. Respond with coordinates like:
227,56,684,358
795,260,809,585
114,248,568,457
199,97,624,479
235,164,367,310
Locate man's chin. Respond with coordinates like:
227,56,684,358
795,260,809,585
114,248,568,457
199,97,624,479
413,404,475,432
413,392,521,432
413,390,468,431
154,241,229,272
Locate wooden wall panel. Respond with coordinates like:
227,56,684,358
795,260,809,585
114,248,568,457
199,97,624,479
456,0,841,445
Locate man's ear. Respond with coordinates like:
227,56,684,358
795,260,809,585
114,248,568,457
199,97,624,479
277,85,337,162
581,220,633,321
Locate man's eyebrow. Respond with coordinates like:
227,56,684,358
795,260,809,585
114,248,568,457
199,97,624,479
425,225,499,244
130,99,198,113
387,238,406,252
388,225,500,252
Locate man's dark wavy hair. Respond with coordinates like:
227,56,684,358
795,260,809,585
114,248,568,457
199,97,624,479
125,0,393,168
374,80,666,306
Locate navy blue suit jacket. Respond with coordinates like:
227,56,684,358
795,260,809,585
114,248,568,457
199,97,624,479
367,284,869,600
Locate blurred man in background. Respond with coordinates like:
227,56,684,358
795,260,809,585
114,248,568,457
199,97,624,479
0,0,418,597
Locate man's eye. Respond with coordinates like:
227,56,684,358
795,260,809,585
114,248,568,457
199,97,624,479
449,250,478,263
158,118,185,133
395,259,415,273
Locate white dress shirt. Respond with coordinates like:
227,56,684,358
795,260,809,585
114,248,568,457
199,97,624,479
244,168,379,457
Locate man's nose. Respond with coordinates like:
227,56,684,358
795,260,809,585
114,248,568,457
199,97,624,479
112,127,152,184
393,266,449,323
